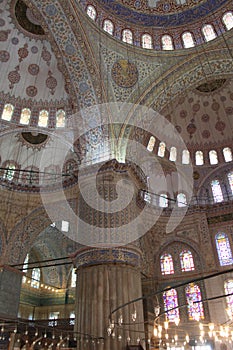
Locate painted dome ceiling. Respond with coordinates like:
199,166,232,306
161,77,233,148
81,0,229,27
0,0,72,105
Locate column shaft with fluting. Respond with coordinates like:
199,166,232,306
73,160,147,349
74,248,144,350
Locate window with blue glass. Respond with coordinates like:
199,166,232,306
186,283,204,321
215,232,233,266
163,289,180,322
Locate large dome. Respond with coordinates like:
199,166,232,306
79,0,229,27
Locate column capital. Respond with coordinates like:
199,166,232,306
72,246,142,269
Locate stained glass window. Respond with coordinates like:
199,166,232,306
103,19,114,35
215,232,233,266
20,108,31,125
182,150,190,165
142,34,152,49
209,150,218,165
147,136,156,152
186,284,204,321
122,29,133,44
195,151,204,165
2,103,14,121
169,147,177,162
163,289,180,322
87,5,96,20
211,179,223,203
177,193,187,207
161,35,174,50
160,254,174,275
223,147,232,162
222,12,233,30
38,110,49,127
158,142,166,157
159,193,168,208
182,32,195,48
224,280,233,318
227,171,233,195
180,250,195,271
202,24,217,42
3,163,16,181
71,268,76,287
56,109,66,128
31,268,40,289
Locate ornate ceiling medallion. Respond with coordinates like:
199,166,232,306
111,60,138,88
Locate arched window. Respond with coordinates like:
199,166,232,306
31,268,40,289
180,250,195,272
21,166,39,185
20,108,31,125
61,220,69,232
160,254,174,275
182,150,190,165
147,136,156,152
70,311,75,325
142,34,152,49
122,29,133,44
227,171,233,195
163,289,180,322
103,19,114,35
222,12,233,30
169,147,177,162
2,103,14,121
211,179,223,203
3,162,16,181
22,254,29,283
224,280,233,318
223,147,233,162
195,151,204,165
71,268,76,288
215,232,233,266
177,193,187,207
209,150,218,165
158,142,166,157
56,109,66,128
159,193,168,208
87,5,96,20
186,284,204,321
202,24,217,42
38,110,49,127
182,32,195,48
144,191,151,203
161,35,174,50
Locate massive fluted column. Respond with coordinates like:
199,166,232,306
73,247,144,349
72,160,147,349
